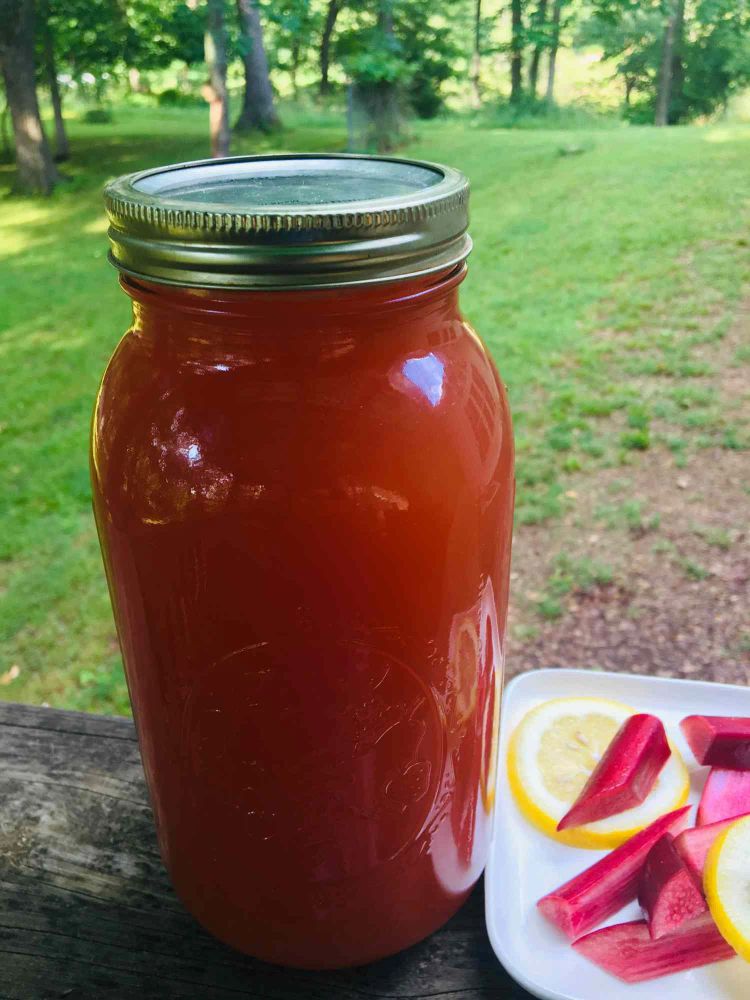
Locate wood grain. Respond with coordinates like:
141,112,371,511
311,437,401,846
0,702,529,999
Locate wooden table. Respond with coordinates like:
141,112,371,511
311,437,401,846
0,702,531,999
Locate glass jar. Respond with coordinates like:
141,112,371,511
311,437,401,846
92,155,514,969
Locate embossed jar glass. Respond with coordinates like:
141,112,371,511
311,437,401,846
92,155,514,969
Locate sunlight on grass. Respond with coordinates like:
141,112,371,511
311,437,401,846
83,217,109,234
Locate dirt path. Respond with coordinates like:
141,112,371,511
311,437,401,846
507,300,750,685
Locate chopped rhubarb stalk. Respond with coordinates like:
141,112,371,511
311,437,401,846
697,768,750,826
638,834,707,939
537,806,690,940
573,913,735,983
680,715,750,769
557,714,671,831
675,814,750,881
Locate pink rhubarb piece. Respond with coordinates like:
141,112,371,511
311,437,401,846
674,813,750,881
680,715,750,769
637,833,707,939
573,913,735,983
537,807,690,940
557,714,670,831
697,768,750,826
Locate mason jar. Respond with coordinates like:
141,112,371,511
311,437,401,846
92,154,514,969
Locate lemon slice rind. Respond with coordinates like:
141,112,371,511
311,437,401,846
507,696,690,850
705,813,750,963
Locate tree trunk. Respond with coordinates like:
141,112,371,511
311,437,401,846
235,0,279,132
655,0,684,126
624,75,634,107
319,0,342,96
1,99,10,159
204,0,230,157
545,0,563,104
668,0,686,124
38,0,68,161
509,0,524,105
371,0,400,152
290,39,300,100
0,0,58,194
470,0,482,108
528,0,548,98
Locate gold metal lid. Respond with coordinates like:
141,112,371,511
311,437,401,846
103,153,471,290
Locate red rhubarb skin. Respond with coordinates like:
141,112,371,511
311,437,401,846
697,768,750,826
674,813,750,880
537,806,690,940
637,833,706,939
573,913,735,983
680,715,750,769
557,714,671,832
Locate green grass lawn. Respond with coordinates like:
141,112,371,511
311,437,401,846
1,105,749,713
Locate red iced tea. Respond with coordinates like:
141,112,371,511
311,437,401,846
93,155,514,968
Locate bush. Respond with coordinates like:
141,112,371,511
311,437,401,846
82,107,113,124
480,98,617,131
409,73,445,120
156,88,201,108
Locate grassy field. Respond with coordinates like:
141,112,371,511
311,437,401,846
1,105,749,712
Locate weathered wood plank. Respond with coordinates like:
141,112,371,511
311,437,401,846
0,702,530,999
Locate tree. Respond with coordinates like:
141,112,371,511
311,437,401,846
367,0,401,147
510,0,524,103
527,0,548,97
545,0,564,103
123,0,206,70
205,0,230,156
470,0,482,106
583,0,750,123
264,0,318,99
394,0,460,118
37,0,68,160
655,0,685,125
320,0,343,95
235,0,279,131
577,5,661,111
41,0,205,105
338,0,405,151
0,0,58,194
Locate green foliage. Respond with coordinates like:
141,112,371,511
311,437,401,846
682,558,710,580
626,403,651,429
45,0,205,87
620,428,650,450
122,0,205,69
595,500,660,534
81,107,113,123
264,0,322,82
675,1,750,120
337,0,461,117
577,6,662,107
3,110,750,710
549,553,615,594
692,523,732,549
337,11,409,87
581,0,750,122
29,0,750,127
394,0,462,118
478,100,616,130
535,553,614,620
155,87,202,107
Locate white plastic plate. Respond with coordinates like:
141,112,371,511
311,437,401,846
486,668,750,1000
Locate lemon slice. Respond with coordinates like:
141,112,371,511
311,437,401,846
507,696,690,849
705,813,750,961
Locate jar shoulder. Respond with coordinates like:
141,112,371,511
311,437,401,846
91,318,512,526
